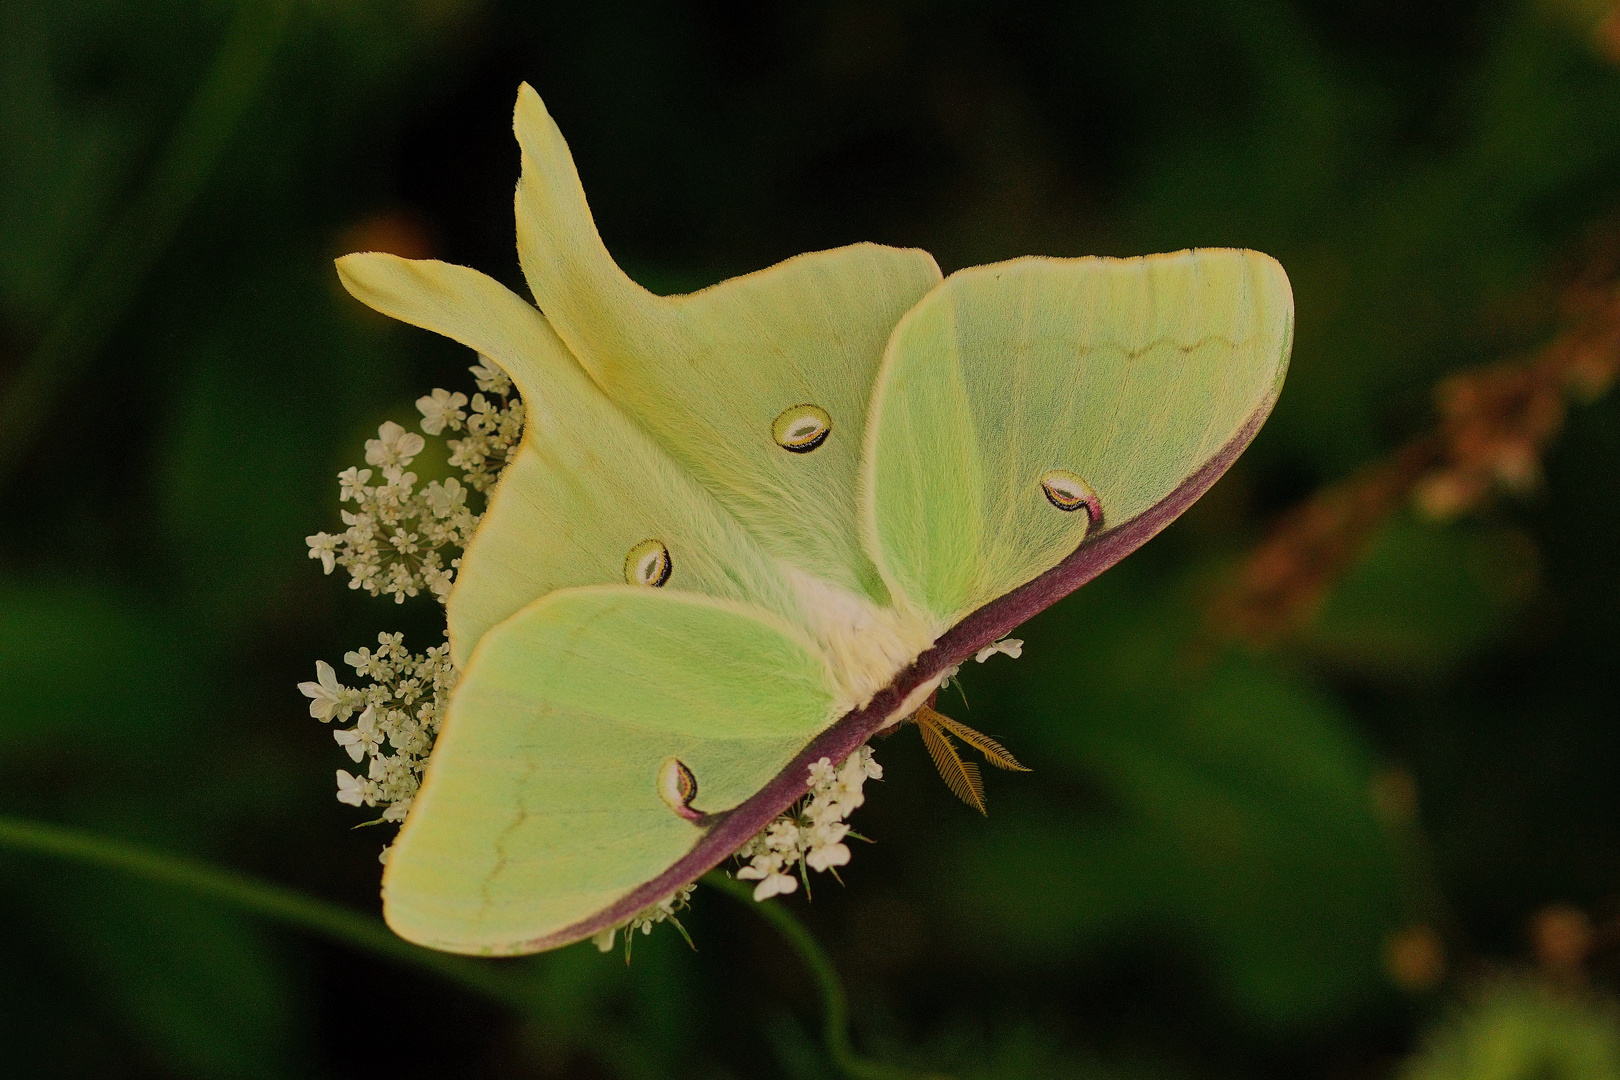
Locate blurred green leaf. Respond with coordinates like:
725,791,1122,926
948,1028,1187,1080
1305,517,1538,677
0,579,197,751
1403,981,1620,1080
155,258,394,629
939,572,1402,1028
0,0,223,324
33,868,310,1080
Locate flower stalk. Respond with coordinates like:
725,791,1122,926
0,812,945,1079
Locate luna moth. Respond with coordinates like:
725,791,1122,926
333,84,1293,956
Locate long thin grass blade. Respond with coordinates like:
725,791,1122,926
917,713,987,814
919,706,1031,772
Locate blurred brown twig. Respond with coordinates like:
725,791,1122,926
1209,233,1620,647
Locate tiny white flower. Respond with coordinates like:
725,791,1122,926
469,354,512,395
765,819,801,852
424,564,455,598
975,637,1024,663
378,466,416,491
335,769,366,806
333,706,384,762
365,421,426,471
806,842,851,872
836,752,869,792
333,728,363,762
299,661,347,721
416,388,469,435
305,532,338,574
807,757,837,789
752,871,799,901
808,817,850,845
804,797,844,827
425,477,463,519
470,392,499,419
734,744,882,902
337,467,372,502
346,646,391,681
589,885,694,957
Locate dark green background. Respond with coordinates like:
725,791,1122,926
4,0,1620,1077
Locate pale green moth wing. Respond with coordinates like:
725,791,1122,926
511,84,941,604
864,249,1293,633
334,254,804,669
381,586,837,954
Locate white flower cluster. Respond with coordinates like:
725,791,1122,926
299,634,457,830
938,635,1024,692
301,355,520,840
421,355,524,493
734,747,882,901
303,355,523,603
975,636,1023,663
592,884,697,959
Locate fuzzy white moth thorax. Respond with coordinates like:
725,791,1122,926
778,563,934,710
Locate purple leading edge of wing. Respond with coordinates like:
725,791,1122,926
513,393,1277,955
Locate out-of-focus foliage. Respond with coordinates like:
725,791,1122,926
4,0,1620,1077
1402,981,1620,1080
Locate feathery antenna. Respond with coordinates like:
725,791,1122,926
913,704,1032,813
916,711,986,814
922,706,1031,772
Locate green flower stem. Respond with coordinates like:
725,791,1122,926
0,813,683,1079
0,0,294,483
0,812,547,1011
701,872,950,1080
0,813,939,1079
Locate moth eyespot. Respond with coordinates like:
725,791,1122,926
771,404,832,453
1039,469,1103,525
624,539,672,587
657,758,702,822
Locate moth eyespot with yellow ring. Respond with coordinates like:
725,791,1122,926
1039,469,1103,526
771,404,832,453
656,758,702,822
624,539,672,587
